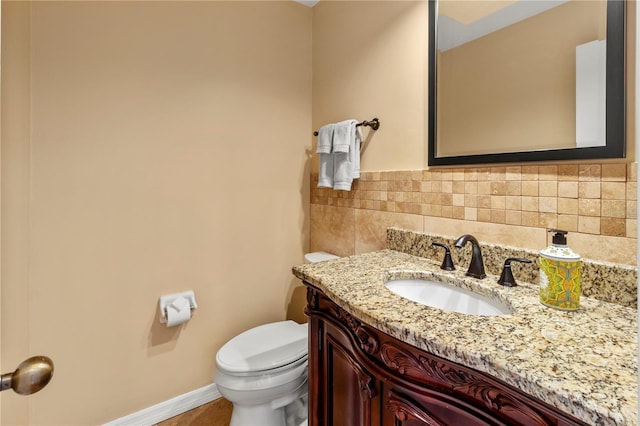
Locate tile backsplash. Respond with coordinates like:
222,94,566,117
310,162,638,266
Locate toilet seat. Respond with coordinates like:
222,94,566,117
217,321,308,374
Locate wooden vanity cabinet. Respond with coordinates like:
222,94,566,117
304,284,588,426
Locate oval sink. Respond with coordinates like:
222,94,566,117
385,279,511,316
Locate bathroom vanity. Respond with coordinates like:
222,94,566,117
293,250,637,425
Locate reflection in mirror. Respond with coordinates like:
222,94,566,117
428,0,626,166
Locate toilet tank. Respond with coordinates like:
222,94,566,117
304,251,339,263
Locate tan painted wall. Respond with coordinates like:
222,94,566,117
312,0,429,172
438,1,607,156
1,1,311,424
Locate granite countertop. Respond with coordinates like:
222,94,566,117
292,250,638,426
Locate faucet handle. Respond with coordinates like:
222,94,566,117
431,243,455,271
497,258,532,287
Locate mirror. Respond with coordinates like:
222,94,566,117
428,0,626,166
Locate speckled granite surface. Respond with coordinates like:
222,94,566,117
292,250,638,425
387,228,638,308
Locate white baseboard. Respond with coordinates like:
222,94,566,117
104,383,222,426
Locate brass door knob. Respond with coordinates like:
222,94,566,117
0,356,54,395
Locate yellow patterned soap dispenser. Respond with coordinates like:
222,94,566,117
539,229,581,310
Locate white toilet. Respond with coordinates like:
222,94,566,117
214,252,339,426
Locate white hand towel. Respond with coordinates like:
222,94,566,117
352,127,362,179
316,124,334,154
316,124,335,188
332,120,357,153
318,153,334,188
332,120,360,191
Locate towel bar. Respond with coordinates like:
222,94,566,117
313,118,380,136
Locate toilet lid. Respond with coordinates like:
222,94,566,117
217,321,308,373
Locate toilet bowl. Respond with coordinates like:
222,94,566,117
214,251,338,426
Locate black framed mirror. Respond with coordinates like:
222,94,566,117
428,0,626,166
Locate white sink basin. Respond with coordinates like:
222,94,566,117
385,279,511,316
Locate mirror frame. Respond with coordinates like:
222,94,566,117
428,0,626,166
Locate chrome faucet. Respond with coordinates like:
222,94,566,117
454,234,486,279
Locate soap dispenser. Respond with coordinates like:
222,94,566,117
539,229,581,310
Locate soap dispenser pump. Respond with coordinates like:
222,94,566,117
539,229,582,310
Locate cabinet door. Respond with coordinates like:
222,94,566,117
309,317,380,426
382,386,508,426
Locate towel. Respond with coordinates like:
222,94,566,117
332,119,357,153
316,124,335,188
333,122,362,191
316,120,362,191
316,124,334,154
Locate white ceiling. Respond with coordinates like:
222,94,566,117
294,0,319,7
438,0,568,51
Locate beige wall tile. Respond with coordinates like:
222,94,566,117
558,198,578,214
490,167,506,181
310,204,355,256
522,181,539,196
505,166,521,180
452,170,464,181
505,196,522,211
478,195,492,209
558,165,579,180
538,165,558,180
505,181,522,195
601,163,627,181
601,182,627,200
491,209,506,224
539,181,558,197
557,214,578,232
478,181,491,195
558,181,578,198
578,216,601,234
570,232,636,264
626,219,637,238
464,169,478,181
522,196,539,212
578,181,601,199
521,165,539,180
578,199,601,216
539,213,558,228
521,212,540,227
539,197,558,213
490,181,506,195
355,209,422,254
491,195,506,210
477,168,491,181
627,201,637,219
627,182,637,201
478,208,491,222
453,181,465,194
627,163,637,181
465,207,478,221
453,193,465,206
465,181,478,194
579,164,602,181
452,206,465,219
601,200,626,218
465,194,478,207
440,170,453,181
601,217,626,237
505,210,522,225
422,217,547,251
